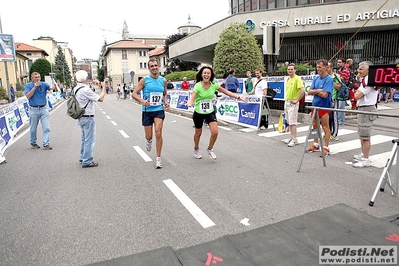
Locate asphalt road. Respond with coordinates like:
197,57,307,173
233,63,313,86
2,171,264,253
1,93,398,266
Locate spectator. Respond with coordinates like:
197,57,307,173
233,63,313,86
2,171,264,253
9,83,15,102
336,58,350,125
73,70,106,168
181,77,190,90
327,61,342,141
224,69,240,92
245,71,253,95
283,63,305,147
306,59,334,157
167,80,174,90
352,61,378,168
24,72,55,150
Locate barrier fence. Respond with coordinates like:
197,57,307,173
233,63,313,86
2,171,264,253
298,106,399,207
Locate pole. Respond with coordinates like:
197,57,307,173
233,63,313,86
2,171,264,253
0,15,11,103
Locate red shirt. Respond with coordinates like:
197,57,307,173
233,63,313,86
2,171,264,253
181,81,190,90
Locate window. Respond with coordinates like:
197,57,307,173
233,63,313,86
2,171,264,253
276,0,285,8
268,0,275,9
140,62,143,68
26,52,32,56
122,50,127,59
144,62,147,68
260,0,267,9
139,50,147,57
287,0,296,6
298,0,309,5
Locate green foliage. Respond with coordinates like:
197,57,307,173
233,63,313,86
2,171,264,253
213,22,265,78
164,70,197,81
164,33,200,74
54,46,72,84
29,59,51,81
0,87,7,100
16,83,24,91
276,64,315,75
97,67,104,82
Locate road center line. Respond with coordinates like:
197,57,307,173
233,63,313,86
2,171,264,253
111,121,117,126
133,146,153,162
119,130,129,138
163,179,215,229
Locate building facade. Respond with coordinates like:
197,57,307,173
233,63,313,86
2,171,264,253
169,0,399,73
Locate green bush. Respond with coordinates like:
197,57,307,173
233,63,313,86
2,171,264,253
0,87,8,100
276,64,315,75
165,70,197,81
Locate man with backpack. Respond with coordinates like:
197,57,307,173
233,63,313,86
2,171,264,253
73,70,106,168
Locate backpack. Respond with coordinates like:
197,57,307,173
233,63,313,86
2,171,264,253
67,86,88,119
334,74,349,100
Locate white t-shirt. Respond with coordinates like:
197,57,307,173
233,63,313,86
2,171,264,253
357,76,378,106
253,78,268,96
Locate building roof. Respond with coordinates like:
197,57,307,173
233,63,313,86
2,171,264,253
104,40,155,56
149,47,165,56
14,42,49,56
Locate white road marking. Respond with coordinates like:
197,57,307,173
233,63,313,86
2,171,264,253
329,135,393,154
106,115,111,119
102,111,106,114
258,125,309,137
370,151,397,168
163,179,215,229
133,146,152,162
282,128,357,144
218,126,232,131
119,130,130,138
111,121,117,126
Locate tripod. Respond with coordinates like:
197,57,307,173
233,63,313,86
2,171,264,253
369,139,399,206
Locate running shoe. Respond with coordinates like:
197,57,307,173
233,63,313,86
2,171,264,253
194,149,202,159
319,146,330,157
43,145,53,150
146,139,152,152
31,144,40,149
287,139,298,147
353,159,371,168
330,136,339,141
353,153,364,161
156,157,163,169
306,143,320,153
207,148,217,160
283,138,292,144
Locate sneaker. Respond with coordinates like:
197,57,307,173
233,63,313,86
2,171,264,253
43,145,52,150
82,162,99,168
353,159,371,168
31,144,40,149
207,148,217,160
319,146,330,157
283,138,292,144
194,149,202,159
306,143,320,153
353,153,364,161
330,136,339,141
156,157,163,169
146,139,152,152
287,139,298,147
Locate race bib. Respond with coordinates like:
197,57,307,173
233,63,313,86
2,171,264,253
149,92,163,106
199,100,212,113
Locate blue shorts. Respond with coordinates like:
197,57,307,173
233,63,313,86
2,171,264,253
142,110,165,126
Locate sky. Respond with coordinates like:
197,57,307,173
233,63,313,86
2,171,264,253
1,0,230,60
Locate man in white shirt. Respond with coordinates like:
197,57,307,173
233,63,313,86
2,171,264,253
353,61,378,168
251,68,268,96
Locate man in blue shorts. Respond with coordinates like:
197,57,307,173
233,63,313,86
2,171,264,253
132,59,170,169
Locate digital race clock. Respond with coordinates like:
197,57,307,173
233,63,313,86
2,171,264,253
368,64,399,87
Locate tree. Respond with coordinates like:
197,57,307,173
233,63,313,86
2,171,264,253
213,22,265,78
97,67,104,82
164,33,200,74
54,46,72,85
29,58,51,81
